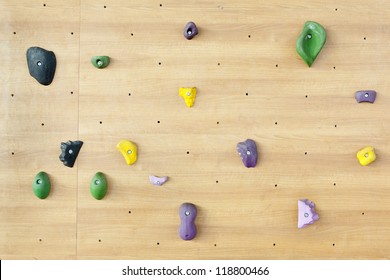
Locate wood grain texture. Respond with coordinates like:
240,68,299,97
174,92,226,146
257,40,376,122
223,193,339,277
1,0,390,259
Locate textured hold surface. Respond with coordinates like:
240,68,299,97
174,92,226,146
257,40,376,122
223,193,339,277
179,203,197,240
183,22,198,40
26,46,56,85
59,140,84,168
298,199,319,228
357,146,376,166
91,56,110,69
32,171,51,199
90,172,107,200
149,175,168,186
355,90,377,103
179,87,197,108
117,140,138,165
296,21,326,67
236,139,258,168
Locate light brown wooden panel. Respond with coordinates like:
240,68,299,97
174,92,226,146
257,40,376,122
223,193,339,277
1,0,390,259
0,0,80,259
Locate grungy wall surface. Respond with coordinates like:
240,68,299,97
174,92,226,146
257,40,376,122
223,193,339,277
1,0,390,259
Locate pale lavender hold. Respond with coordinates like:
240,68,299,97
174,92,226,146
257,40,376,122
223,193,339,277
236,139,258,168
355,90,376,103
179,203,197,240
298,199,319,228
183,22,198,40
149,175,168,186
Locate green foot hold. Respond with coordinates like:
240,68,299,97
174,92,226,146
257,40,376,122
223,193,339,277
32,171,51,199
90,172,107,200
91,56,110,69
296,21,326,67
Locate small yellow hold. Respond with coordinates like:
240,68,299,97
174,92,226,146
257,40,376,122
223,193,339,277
356,146,376,166
117,140,138,165
179,87,197,108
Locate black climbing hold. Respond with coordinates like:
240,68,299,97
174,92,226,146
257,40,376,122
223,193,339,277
183,22,198,40
26,46,56,86
59,140,83,168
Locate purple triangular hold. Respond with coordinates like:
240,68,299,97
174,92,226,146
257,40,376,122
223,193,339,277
298,199,319,228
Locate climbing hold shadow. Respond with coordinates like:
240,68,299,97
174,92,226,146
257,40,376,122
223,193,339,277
117,140,138,165
183,22,198,40
298,199,319,228
179,202,197,240
149,175,168,186
236,139,258,168
296,21,326,67
32,171,51,199
357,146,376,166
26,46,56,85
91,56,110,69
90,172,107,200
355,90,377,103
179,87,197,108
59,140,83,168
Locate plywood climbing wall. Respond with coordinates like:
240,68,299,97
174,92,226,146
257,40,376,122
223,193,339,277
1,0,390,260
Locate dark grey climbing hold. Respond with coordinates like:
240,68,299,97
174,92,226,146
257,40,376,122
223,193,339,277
183,22,198,40
59,140,83,168
26,46,56,86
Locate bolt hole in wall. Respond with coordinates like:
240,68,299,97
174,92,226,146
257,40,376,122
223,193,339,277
130,33,134,36
70,91,74,94
128,92,131,96
364,37,367,40
99,121,102,124
156,242,160,245
70,32,74,35
98,239,101,243
275,64,278,67
13,31,16,35
186,151,190,155
304,152,308,155
39,239,42,242
41,123,44,126
43,3,46,7
217,62,220,66
128,210,131,214
362,212,365,215
216,180,219,183
275,184,278,187
245,92,249,96
248,35,251,38
333,243,336,246
11,152,14,155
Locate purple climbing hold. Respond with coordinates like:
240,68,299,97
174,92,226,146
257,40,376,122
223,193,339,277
236,139,258,168
179,203,197,240
183,22,198,40
298,199,319,228
355,90,376,103
149,175,168,186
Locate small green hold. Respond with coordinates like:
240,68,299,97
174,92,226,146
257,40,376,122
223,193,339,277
32,171,51,199
91,56,110,69
90,172,107,200
296,21,326,67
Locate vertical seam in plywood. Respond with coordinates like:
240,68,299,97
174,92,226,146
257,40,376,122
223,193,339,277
76,0,82,260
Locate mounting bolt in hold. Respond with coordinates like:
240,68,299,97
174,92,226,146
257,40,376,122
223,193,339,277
183,22,198,40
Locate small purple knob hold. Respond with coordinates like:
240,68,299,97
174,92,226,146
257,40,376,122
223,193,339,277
355,90,376,103
298,199,319,228
183,22,198,40
236,139,258,168
179,203,197,240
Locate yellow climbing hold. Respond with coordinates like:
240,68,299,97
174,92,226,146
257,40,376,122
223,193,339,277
117,140,138,165
179,87,197,108
356,146,376,166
